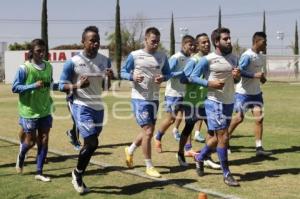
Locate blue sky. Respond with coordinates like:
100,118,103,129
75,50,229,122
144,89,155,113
1,0,300,55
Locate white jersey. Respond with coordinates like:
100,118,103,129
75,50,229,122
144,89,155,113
71,53,110,110
235,49,264,95
129,49,169,100
165,51,190,97
206,52,238,104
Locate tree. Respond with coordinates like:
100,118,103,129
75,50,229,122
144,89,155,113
115,0,122,79
262,10,267,75
294,20,299,79
9,42,31,50
218,6,222,28
170,12,175,56
232,39,246,58
41,0,49,61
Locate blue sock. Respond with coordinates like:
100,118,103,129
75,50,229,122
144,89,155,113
155,131,164,141
19,143,29,166
184,143,192,151
195,145,211,161
216,147,230,177
37,146,48,175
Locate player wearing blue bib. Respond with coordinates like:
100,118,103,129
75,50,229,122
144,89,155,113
190,28,241,187
121,27,171,178
59,26,113,194
228,32,272,157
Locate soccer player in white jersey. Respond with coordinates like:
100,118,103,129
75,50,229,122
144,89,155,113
154,35,195,153
228,32,272,157
177,33,220,169
190,28,241,186
59,26,113,194
121,27,171,178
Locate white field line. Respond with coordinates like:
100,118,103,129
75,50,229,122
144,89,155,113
0,135,241,199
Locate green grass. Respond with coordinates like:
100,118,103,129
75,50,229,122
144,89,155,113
0,82,299,199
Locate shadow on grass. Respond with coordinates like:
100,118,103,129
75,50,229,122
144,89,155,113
230,145,300,166
25,194,47,199
237,168,300,181
230,155,278,166
98,142,132,149
89,178,196,195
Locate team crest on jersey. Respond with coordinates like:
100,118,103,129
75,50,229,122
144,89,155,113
140,111,149,119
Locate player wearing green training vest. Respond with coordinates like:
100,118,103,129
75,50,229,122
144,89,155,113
18,60,53,118
177,33,220,170
12,39,53,182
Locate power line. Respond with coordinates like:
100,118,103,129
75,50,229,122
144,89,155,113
0,8,299,24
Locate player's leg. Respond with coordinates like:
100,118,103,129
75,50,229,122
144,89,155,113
66,100,81,150
155,112,176,152
16,118,37,174
71,104,103,193
172,110,183,140
155,97,182,152
228,93,246,153
194,119,205,142
228,93,246,138
142,123,161,177
252,103,272,157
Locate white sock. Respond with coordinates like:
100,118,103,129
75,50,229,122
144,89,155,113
194,130,200,137
145,159,153,168
172,127,178,134
128,143,137,155
256,140,262,148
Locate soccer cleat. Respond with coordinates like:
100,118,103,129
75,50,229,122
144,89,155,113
145,167,161,178
173,131,181,142
204,157,221,169
194,156,204,176
66,130,81,150
155,139,162,153
256,147,272,157
224,173,240,187
176,152,189,167
71,170,88,194
194,133,205,143
35,174,51,182
124,147,134,168
16,153,24,174
184,149,198,157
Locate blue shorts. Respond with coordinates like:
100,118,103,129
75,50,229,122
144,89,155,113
19,115,53,133
72,104,104,138
234,93,264,113
183,104,206,123
131,99,159,127
205,99,234,131
164,96,184,113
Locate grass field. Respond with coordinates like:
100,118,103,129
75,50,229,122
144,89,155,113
0,81,299,199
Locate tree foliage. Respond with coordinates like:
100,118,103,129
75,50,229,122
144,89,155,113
115,0,122,79
170,12,175,56
8,42,31,50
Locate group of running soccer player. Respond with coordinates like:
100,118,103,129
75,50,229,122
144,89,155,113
12,25,271,194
